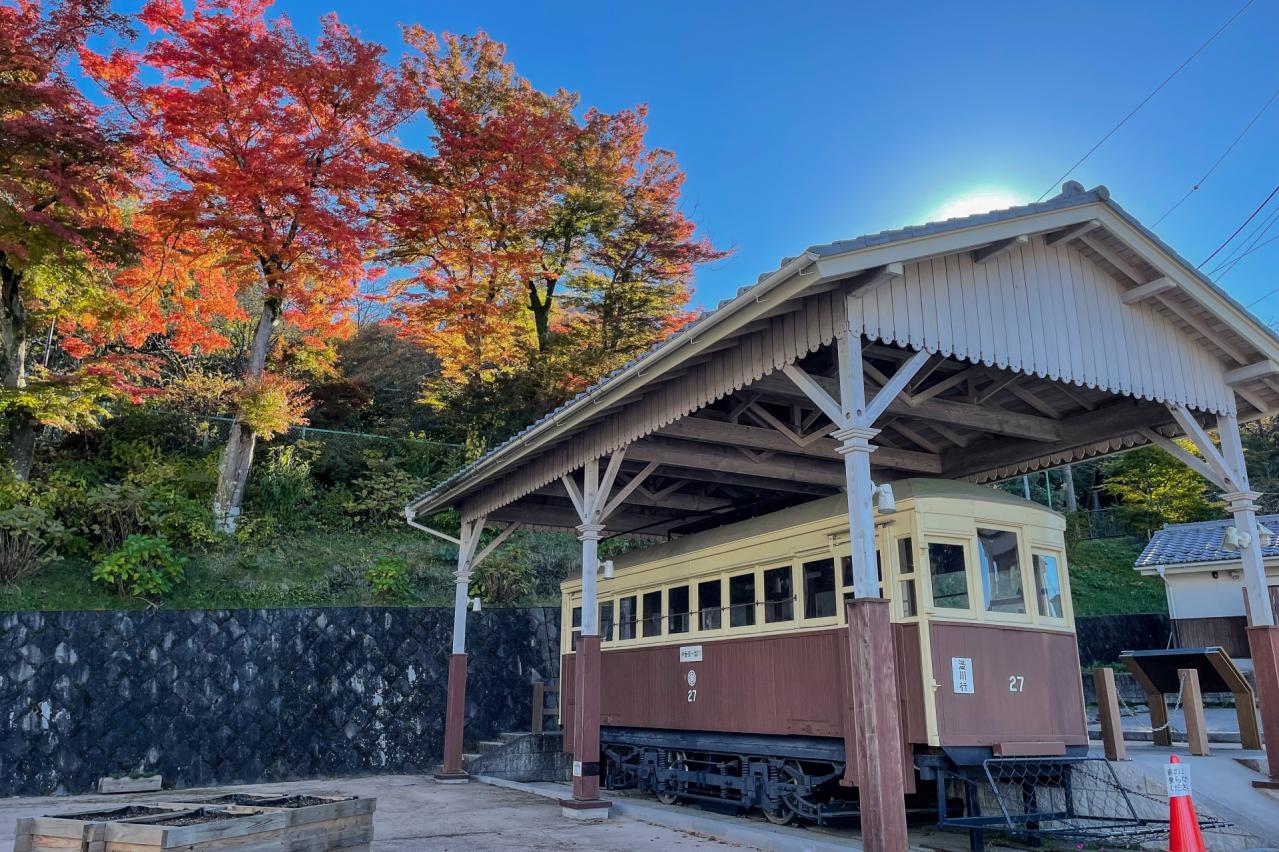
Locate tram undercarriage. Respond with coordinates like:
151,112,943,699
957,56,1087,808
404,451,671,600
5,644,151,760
601,727,864,825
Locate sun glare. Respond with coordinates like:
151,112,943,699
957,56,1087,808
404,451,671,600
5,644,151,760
929,189,1028,222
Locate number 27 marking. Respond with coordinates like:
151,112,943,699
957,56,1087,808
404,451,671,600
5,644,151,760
1008,675,1025,693
687,689,697,703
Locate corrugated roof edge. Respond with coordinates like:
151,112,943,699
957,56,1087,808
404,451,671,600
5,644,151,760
407,181,1279,518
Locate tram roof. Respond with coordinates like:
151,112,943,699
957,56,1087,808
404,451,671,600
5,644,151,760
407,181,1279,540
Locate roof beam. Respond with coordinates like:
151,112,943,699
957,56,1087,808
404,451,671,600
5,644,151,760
749,371,1062,441
1044,219,1101,247
650,465,836,495
971,234,1030,265
942,399,1171,479
1225,360,1279,386
630,435,847,487
658,416,942,473
1120,276,1175,304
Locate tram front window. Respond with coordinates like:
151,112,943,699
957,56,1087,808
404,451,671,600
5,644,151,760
928,542,970,609
977,528,1025,614
1033,553,1064,618
803,558,836,618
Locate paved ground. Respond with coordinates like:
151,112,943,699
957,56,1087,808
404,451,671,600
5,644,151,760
0,775,756,851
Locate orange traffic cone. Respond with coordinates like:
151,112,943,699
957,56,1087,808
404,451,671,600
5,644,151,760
1167,754,1206,852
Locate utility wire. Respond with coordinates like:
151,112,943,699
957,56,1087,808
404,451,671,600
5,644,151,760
1222,228,1279,287
1036,0,1255,202
1153,82,1279,226
1199,184,1279,268
1210,203,1279,276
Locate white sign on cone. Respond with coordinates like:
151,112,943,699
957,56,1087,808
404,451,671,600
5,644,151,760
1165,761,1192,798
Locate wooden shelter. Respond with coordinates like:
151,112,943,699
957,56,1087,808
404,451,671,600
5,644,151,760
406,181,1279,847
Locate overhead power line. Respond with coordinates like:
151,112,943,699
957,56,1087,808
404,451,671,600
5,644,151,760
1036,0,1255,202
1154,82,1279,226
1199,183,1279,268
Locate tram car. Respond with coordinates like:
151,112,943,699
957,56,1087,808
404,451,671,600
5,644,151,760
559,478,1086,825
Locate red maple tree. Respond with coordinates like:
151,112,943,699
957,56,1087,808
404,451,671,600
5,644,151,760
0,0,147,478
88,0,415,529
386,30,725,450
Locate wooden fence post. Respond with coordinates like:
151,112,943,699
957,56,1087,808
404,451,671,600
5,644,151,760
1092,667,1126,761
532,682,545,735
1179,668,1209,756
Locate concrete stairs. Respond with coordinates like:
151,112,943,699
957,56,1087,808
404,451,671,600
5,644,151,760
462,731,570,782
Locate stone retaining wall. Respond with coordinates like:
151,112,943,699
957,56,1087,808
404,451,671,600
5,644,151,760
0,607,559,797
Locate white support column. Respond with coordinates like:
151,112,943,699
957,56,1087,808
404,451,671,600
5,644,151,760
835,331,879,597
450,517,485,653
1217,413,1275,628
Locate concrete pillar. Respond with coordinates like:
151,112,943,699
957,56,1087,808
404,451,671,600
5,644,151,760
568,522,610,819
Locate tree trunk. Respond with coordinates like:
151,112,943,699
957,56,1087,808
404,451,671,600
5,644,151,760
1062,463,1078,512
526,278,554,353
212,294,280,533
0,259,34,480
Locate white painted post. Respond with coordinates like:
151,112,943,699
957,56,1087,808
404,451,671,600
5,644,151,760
580,458,601,637
451,576,470,654
1217,413,1275,627
834,332,880,598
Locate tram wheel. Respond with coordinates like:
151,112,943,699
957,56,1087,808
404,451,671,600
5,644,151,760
655,750,687,805
763,800,798,825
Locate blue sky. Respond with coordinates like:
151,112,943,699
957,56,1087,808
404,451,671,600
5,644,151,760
103,1,1279,321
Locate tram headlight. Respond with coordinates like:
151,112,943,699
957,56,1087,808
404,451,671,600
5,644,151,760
875,483,896,514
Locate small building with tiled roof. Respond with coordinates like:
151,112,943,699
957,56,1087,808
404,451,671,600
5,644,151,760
1135,517,1279,657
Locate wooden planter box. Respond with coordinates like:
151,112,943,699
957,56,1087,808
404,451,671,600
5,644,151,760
14,796,374,851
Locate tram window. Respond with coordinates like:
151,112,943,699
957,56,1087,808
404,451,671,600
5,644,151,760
840,552,883,603
900,577,918,617
571,606,582,650
619,595,637,640
669,585,690,634
599,601,615,641
698,579,722,630
897,537,917,617
729,573,756,627
803,558,837,619
928,542,970,609
1033,553,1064,618
642,590,663,637
977,528,1026,614
763,565,794,623
897,537,914,574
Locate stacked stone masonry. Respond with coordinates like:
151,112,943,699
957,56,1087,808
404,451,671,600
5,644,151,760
0,607,559,796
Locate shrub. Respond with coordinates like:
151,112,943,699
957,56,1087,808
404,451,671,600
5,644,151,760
346,450,424,526
247,443,317,531
470,549,529,605
92,535,185,599
0,505,64,583
365,555,409,599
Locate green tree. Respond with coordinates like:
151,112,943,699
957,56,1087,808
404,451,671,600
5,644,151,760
1101,444,1221,535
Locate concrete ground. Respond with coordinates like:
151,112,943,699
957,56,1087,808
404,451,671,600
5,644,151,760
0,775,756,851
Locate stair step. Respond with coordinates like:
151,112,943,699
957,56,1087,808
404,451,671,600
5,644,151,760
476,740,505,753
499,731,532,743
462,753,480,763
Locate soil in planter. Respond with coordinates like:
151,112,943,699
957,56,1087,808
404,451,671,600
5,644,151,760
187,794,281,806
56,806,174,821
124,809,257,827
256,795,352,808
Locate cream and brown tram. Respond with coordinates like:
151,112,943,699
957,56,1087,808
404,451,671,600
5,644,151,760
559,478,1086,825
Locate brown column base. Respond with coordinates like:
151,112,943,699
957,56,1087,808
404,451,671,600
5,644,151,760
441,652,468,777
1246,626,1279,785
571,635,606,803
432,771,469,784
845,598,909,852
560,798,611,821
